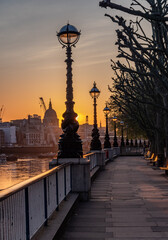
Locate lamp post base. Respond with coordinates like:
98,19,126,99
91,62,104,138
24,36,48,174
104,134,111,149
90,126,102,151
113,142,118,147
57,112,83,158
104,141,111,149
126,139,129,146
58,132,83,158
113,137,118,147
90,139,102,151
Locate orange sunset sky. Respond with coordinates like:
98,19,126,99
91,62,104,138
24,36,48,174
1,0,141,126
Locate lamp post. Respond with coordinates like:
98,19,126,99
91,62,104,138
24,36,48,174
126,125,129,146
57,23,83,158
90,82,102,150
120,121,125,147
113,116,118,147
103,103,111,148
139,139,142,147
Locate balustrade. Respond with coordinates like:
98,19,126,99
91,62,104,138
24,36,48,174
0,163,71,240
0,147,120,240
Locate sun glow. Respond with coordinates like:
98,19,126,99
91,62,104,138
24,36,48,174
0,0,114,128
76,113,86,125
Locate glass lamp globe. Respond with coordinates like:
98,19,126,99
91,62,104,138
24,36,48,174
57,23,80,46
120,121,124,125
90,82,100,98
113,116,117,122
103,104,110,115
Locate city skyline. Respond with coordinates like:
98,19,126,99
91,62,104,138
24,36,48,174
1,0,134,126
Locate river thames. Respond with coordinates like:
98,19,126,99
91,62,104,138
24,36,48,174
0,157,53,191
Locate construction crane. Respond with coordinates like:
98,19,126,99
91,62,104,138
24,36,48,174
39,97,47,112
39,97,57,146
0,105,4,122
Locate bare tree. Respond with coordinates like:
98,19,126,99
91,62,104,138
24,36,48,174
99,0,168,165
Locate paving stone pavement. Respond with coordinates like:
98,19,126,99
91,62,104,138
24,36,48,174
59,156,168,240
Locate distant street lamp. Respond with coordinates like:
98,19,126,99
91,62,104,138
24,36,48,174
90,82,102,150
126,125,129,146
113,116,118,147
103,103,111,148
139,139,142,147
57,23,83,158
120,121,125,147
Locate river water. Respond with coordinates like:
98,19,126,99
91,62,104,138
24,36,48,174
0,157,54,191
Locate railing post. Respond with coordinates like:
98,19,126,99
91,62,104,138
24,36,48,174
0,163,71,240
64,167,67,200
104,148,114,161
25,187,30,240
109,148,114,160
58,158,91,201
95,151,105,170
43,178,48,226
56,172,59,210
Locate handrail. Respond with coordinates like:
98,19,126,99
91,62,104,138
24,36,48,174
0,162,71,201
83,152,95,158
0,148,120,240
0,162,71,240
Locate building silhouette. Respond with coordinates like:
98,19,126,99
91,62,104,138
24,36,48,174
43,100,60,146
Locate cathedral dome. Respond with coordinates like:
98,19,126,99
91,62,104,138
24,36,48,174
43,100,59,126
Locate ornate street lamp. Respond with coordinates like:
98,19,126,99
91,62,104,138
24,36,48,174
126,125,129,146
139,139,142,147
113,116,118,147
57,23,83,158
120,121,125,147
103,103,111,148
90,82,102,150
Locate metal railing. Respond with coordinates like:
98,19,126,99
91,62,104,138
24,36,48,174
84,152,97,171
85,147,120,172
0,163,71,240
0,147,120,240
120,146,144,156
104,147,120,162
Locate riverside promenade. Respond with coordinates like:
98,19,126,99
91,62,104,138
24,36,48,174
60,156,168,239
